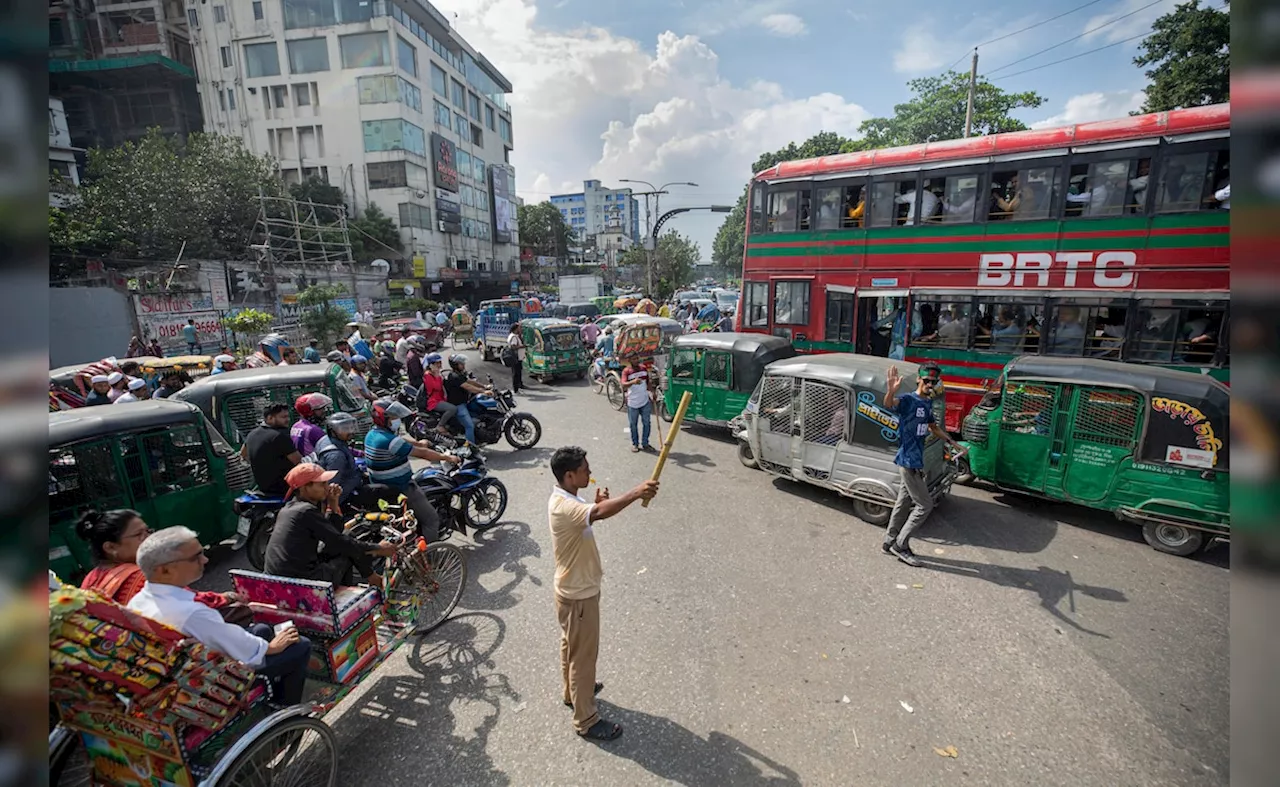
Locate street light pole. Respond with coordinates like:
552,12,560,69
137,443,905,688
620,179,699,297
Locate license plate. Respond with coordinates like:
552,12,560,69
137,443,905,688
236,516,251,537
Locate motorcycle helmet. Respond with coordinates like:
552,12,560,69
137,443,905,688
448,353,467,371
350,354,369,369
371,397,414,429
325,350,345,363
294,392,333,421
408,335,428,352
325,411,358,440
258,333,291,364
380,340,396,355
425,352,443,366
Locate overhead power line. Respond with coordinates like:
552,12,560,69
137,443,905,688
991,31,1150,81
985,0,1168,76
943,0,1111,71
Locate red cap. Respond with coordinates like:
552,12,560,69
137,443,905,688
284,463,337,497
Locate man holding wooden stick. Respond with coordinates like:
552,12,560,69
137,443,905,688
548,446,658,741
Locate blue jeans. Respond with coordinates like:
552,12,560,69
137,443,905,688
249,622,313,705
628,400,653,447
453,400,486,444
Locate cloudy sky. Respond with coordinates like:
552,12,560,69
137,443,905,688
430,0,1176,257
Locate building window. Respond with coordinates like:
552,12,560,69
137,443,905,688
773,281,809,325
470,123,483,146
468,92,481,121
450,78,464,108
220,46,232,68
485,104,495,131
271,85,289,110
213,5,226,23
226,89,236,111
362,119,426,156
187,8,199,27
499,116,512,145
433,99,450,127
283,0,335,29
339,32,390,69
367,161,408,189
454,112,468,137
430,63,446,96
457,150,472,180
293,84,311,106
286,38,328,73
252,1,264,20
218,90,226,111
398,203,431,229
396,35,417,78
244,42,281,77
473,157,485,183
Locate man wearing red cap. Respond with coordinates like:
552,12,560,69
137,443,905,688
263,464,398,587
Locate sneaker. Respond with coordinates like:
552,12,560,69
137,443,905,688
630,445,640,453
642,444,656,452
881,541,894,556
889,544,922,567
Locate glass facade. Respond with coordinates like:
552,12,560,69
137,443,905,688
286,38,329,74
244,42,280,77
339,32,390,68
396,35,417,77
357,75,421,112
362,119,426,156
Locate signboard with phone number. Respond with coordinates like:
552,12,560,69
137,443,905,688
139,311,222,348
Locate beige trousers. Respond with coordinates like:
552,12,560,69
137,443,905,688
556,592,601,733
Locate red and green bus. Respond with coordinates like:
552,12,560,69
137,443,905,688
735,103,1230,431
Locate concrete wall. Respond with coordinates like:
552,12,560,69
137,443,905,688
51,286,135,367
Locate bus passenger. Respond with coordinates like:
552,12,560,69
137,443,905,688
894,187,939,225
1046,307,1087,356
844,188,866,228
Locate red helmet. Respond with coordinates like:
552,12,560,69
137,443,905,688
371,397,413,429
294,392,333,421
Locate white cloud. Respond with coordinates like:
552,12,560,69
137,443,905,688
434,0,870,254
1030,90,1145,129
759,13,807,37
893,25,946,74
1081,0,1167,44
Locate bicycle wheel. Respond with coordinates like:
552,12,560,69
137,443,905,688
605,375,624,410
216,716,337,787
398,542,467,633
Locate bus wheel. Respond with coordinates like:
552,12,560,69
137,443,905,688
1141,522,1205,557
737,440,757,469
852,499,891,527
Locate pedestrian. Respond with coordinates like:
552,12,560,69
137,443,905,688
547,446,658,742
303,340,322,364
621,357,654,452
504,321,526,393
147,337,164,357
580,319,600,348
880,363,963,567
182,319,201,354
126,336,144,357
114,378,149,404
153,370,186,399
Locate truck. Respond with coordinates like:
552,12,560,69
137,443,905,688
476,297,536,362
558,274,602,306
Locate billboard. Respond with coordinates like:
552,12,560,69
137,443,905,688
430,132,459,192
435,188,461,234
490,165,515,244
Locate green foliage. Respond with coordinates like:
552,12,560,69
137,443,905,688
857,71,1045,147
516,201,573,257
619,230,700,300
223,308,276,347
298,284,350,347
289,177,346,223
52,129,281,260
403,298,440,314
348,203,401,263
1133,0,1229,113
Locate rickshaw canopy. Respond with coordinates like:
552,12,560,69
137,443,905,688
670,332,796,392
764,353,924,393
50,399,209,446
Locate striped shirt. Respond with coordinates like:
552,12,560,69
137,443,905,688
362,426,414,489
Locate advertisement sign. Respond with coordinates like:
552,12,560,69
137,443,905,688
536,256,557,267
138,310,221,349
206,273,230,310
412,256,426,277
490,166,515,244
1142,395,1228,469
431,132,459,192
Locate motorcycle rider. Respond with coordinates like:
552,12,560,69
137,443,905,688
421,353,457,436
405,336,428,397
377,341,402,389
291,393,332,456
444,354,493,446
347,355,377,402
244,334,290,369
364,398,460,540
313,412,400,513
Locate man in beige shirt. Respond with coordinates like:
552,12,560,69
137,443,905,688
548,446,658,741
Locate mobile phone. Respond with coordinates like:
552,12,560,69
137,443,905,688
273,620,295,636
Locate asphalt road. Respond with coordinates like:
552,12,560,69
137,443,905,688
197,349,1229,786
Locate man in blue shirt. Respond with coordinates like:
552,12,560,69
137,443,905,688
881,363,962,566
363,398,459,540
181,319,201,354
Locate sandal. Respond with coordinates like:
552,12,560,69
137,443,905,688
564,682,604,708
578,719,623,741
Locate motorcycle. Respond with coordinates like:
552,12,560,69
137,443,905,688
410,375,542,450
413,445,508,537
233,491,288,572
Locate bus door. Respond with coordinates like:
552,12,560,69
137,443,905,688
995,381,1062,493
856,293,908,359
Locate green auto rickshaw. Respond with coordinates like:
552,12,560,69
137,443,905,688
958,356,1229,557
172,362,372,449
664,333,796,428
48,400,256,580
521,318,591,381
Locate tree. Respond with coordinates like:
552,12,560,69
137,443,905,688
348,204,401,263
516,201,573,258
223,308,275,352
857,71,1045,148
1133,0,1229,113
289,177,346,224
54,129,281,261
619,230,700,300
298,284,351,348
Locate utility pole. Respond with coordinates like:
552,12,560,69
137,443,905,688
629,189,667,295
964,48,978,138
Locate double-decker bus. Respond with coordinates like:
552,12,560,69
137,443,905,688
735,104,1230,431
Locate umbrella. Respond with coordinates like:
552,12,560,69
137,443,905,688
633,298,657,315
614,296,639,310
697,302,721,322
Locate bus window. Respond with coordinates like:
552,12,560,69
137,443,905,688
743,281,769,328
912,298,974,348
973,298,1044,353
1043,303,1089,355
814,185,843,230
857,296,907,357
773,281,810,325
768,189,800,233
1131,306,1180,363
750,186,765,234
844,185,867,228
1064,157,1149,218
1043,300,1129,357
1209,148,1229,209
990,166,1058,221
868,178,914,227
1131,300,1228,364
940,174,981,224
1155,151,1214,213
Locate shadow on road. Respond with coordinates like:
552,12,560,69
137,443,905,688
919,555,1128,637
485,445,555,471
666,451,716,472
591,700,800,786
454,520,544,611
334,612,517,785
925,493,1059,554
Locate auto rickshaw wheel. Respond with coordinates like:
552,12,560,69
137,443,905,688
851,498,892,527
737,440,758,469
576,369,586,380
659,398,673,423
1141,521,1205,557
953,456,974,485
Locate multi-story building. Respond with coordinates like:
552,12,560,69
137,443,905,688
49,0,203,150
49,98,83,207
550,180,641,246
187,0,521,296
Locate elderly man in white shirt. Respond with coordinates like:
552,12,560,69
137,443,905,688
894,188,939,225
127,526,313,705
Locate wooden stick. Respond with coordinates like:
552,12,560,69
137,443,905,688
651,388,666,446
642,390,692,508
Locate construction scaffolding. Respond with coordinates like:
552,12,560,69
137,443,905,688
252,192,354,265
